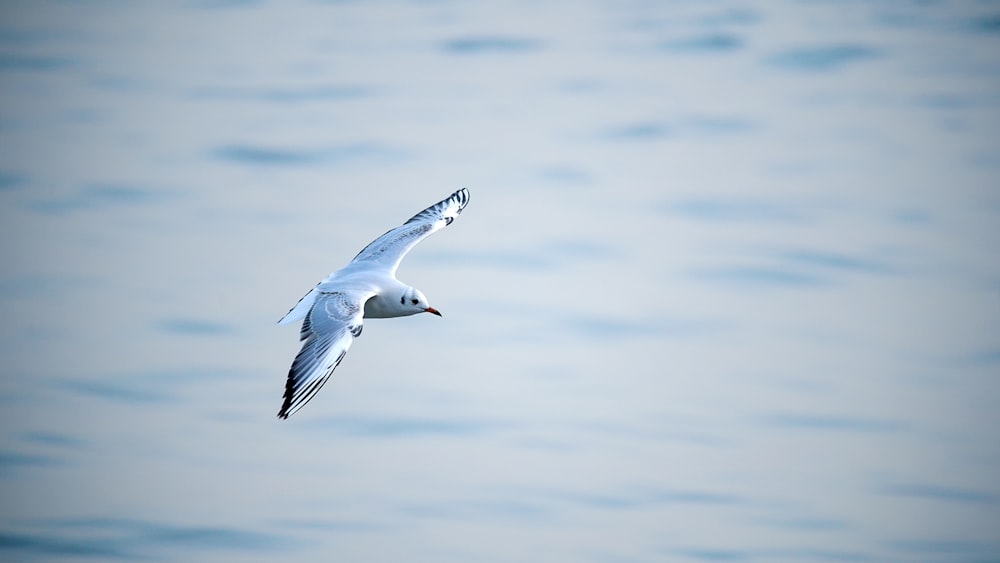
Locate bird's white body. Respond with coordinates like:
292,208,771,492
278,266,416,324
276,188,470,419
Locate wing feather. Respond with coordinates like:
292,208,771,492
350,188,469,275
277,290,370,419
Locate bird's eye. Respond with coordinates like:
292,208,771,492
411,299,419,305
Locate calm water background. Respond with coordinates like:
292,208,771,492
2,1,999,561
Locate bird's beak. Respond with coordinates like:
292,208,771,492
424,307,442,317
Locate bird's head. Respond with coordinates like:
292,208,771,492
402,287,441,317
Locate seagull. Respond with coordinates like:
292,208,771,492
276,188,470,419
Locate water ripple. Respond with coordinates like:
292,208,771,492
213,143,407,167
303,415,502,438
20,432,84,448
698,8,760,26
602,121,670,141
25,184,168,214
969,14,1000,34
751,515,848,531
537,165,594,186
156,318,236,336
759,413,906,433
660,34,744,53
552,487,742,510
439,36,543,55
400,499,547,522
0,450,61,471
0,171,24,191
777,249,893,275
880,483,1000,505
1,517,290,560
668,546,873,561
190,84,374,103
212,145,323,166
692,266,831,288
664,199,805,222
193,0,265,9
55,369,240,404
58,379,174,404
670,547,749,561
0,54,75,72
767,45,882,72
887,539,1000,558
0,531,133,560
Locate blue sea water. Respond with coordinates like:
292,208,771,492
1,1,999,561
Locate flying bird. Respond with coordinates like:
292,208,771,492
276,188,470,419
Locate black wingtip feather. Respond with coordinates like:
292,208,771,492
277,347,349,419
402,188,470,226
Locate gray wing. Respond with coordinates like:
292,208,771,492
350,188,470,276
278,290,372,419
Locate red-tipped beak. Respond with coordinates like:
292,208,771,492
425,307,442,317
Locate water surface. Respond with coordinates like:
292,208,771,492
1,1,998,561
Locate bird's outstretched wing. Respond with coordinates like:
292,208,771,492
351,188,470,276
278,289,372,419
276,188,470,327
